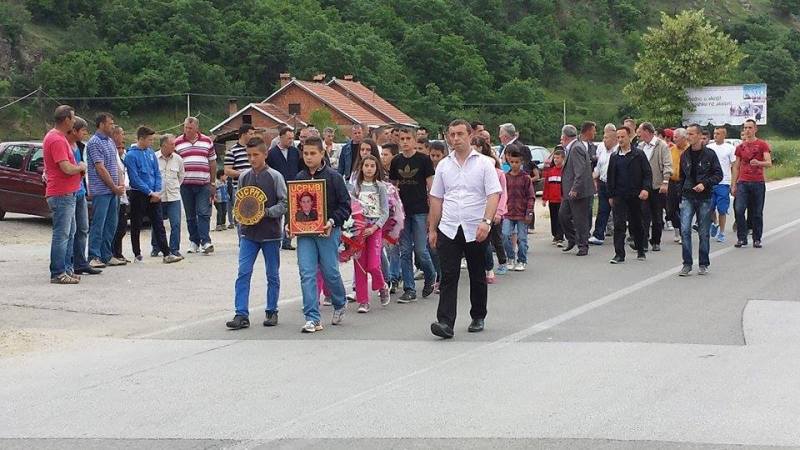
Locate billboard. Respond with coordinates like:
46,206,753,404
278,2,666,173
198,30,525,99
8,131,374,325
682,84,767,126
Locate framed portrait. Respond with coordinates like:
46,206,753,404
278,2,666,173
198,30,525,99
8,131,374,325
288,179,328,235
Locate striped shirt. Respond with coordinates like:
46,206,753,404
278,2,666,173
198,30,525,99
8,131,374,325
86,131,119,196
224,143,251,188
175,133,216,185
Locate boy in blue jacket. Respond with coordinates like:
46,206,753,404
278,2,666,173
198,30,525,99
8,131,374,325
124,126,182,264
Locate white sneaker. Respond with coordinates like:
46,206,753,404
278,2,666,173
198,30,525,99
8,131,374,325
163,254,181,264
332,307,346,325
357,303,370,313
301,320,323,333
187,242,199,254
588,236,604,245
201,242,214,254
514,262,527,271
321,296,332,306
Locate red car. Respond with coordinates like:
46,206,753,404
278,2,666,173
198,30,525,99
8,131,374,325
0,141,49,219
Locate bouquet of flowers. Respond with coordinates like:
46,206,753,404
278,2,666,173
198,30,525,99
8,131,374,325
382,183,405,246
338,196,368,263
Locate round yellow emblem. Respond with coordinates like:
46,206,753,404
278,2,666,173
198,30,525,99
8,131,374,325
233,186,267,226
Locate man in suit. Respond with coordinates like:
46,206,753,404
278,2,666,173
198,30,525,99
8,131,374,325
558,124,595,256
268,126,303,250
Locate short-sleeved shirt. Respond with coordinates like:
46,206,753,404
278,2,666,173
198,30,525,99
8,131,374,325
224,142,251,188
389,151,435,215
86,131,119,196
175,133,216,185
43,129,81,197
430,150,503,242
706,141,736,185
735,139,770,183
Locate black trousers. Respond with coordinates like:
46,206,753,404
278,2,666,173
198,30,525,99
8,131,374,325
642,189,666,245
612,195,645,259
484,222,507,270
549,202,563,240
129,191,170,257
666,181,682,232
559,196,591,250
112,201,129,259
436,227,488,328
215,201,227,226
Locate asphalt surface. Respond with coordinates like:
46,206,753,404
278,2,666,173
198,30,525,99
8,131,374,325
2,180,800,449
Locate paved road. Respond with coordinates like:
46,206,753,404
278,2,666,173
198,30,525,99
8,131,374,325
2,180,800,449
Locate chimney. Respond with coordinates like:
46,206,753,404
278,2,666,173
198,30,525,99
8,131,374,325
312,73,326,82
343,74,354,81
279,73,291,87
228,98,238,117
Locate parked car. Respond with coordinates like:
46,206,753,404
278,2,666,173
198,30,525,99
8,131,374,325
0,141,49,219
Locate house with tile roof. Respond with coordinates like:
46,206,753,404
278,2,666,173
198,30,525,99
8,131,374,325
211,74,417,144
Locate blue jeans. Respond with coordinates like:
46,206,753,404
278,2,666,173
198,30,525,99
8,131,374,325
734,181,765,242
180,184,212,246
48,193,77,278
680,197,712,268
592,181,611,240
298,228,346,323
152,200,182,254
235,238,281,316
386,244,401,282
71,195,90,271
502,219,529,263
399,213,436,292
88,193,119,262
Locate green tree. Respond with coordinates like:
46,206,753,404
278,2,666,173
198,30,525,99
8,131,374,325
772,0,800,15
772,84,800,133
623,10,744,127
0,1,31,45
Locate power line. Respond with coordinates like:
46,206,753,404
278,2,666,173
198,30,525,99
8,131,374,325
0,88,41,111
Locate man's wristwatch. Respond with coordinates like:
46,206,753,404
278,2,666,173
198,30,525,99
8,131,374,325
481,218,492,226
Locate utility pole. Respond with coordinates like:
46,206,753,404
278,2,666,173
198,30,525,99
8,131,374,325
186,93,191,118
563,99,567,126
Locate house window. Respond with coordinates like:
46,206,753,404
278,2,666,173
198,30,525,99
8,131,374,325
288,103,301,115
242,114,252,124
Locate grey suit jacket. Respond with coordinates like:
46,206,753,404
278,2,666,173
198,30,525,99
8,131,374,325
561,139,595,199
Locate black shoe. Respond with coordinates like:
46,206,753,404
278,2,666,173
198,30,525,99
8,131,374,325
263,311,278,327
651,244,661,252
431,322,454,339
609,256,625,264
753,240,762,248
75,267,102,275
637,253,646,261
629,242,648,252
692,224,699,232
150,250,160,257
561,242,576,252
389,280,398,295
282,244,296,251
226,315,250,330
735,240,747,248
422,283,435,298
576,249,588,256
397,290,417,303
467,319,485,333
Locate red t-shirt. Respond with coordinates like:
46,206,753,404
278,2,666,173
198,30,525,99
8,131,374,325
735,139,770,183
43,128,81,197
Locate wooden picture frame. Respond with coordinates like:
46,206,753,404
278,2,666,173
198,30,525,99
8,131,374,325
287,179,328,235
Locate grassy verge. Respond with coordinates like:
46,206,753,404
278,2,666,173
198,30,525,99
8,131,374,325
766,140,800,181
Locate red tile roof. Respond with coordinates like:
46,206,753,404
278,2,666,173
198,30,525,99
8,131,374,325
329,79,417,126
256,102,307,126
294,81,386,126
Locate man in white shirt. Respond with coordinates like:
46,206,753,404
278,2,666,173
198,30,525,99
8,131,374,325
152,134,185,257
428,119,501,339
589,123,618,245
706,126,736,242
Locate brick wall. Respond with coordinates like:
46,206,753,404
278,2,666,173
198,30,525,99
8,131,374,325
271,85,356,138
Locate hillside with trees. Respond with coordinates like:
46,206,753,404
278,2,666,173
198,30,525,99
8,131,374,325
1,0,800,142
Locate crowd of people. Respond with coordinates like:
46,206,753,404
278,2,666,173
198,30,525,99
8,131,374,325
41,105,772,338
